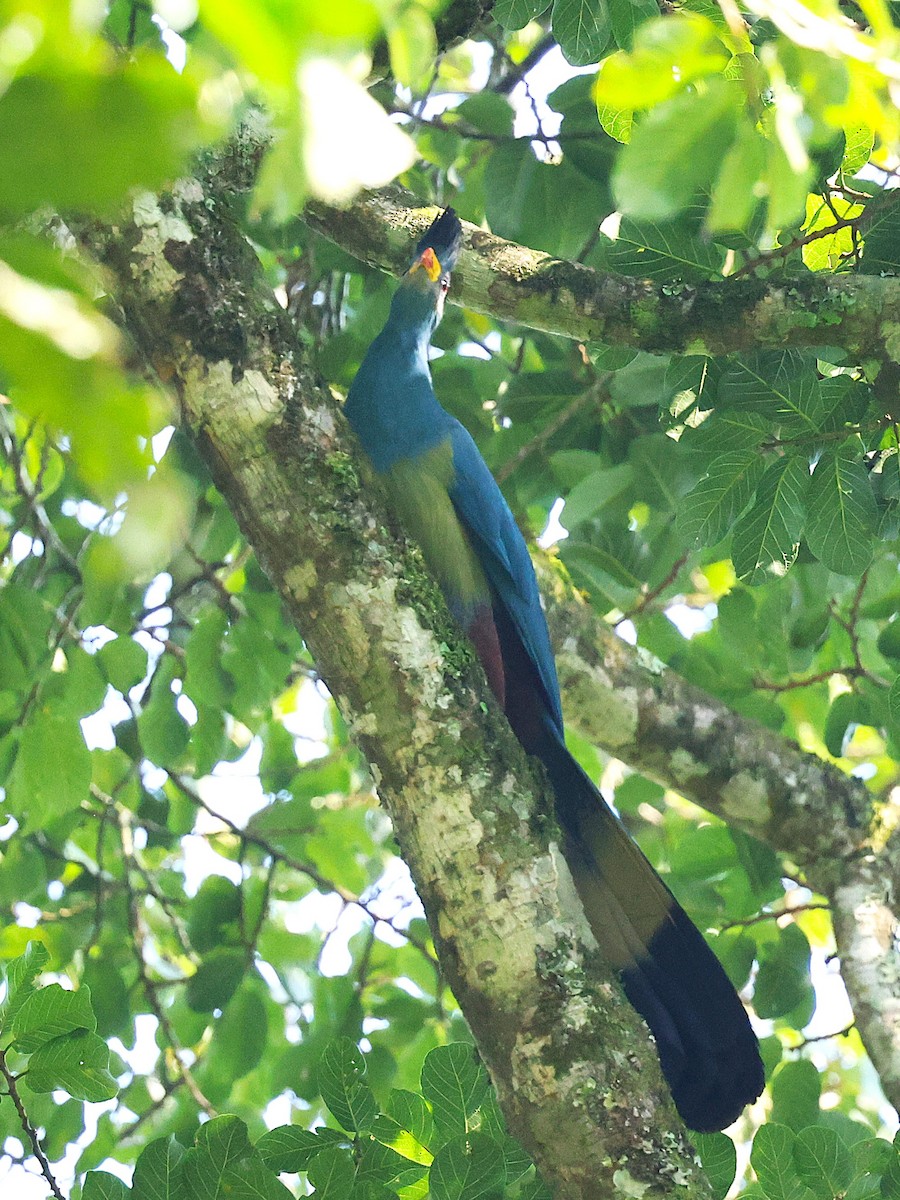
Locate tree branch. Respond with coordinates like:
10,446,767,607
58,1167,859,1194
79,157,717,1197
540,577,900,1108
304,185,900,366
0,1048,65,1200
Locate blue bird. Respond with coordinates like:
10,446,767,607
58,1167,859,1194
345,208,764,1132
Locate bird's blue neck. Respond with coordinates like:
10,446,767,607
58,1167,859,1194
384,283,438,351
344,284,452,474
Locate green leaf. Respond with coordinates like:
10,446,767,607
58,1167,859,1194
881,1140,900,1200
0,58,215,217
596,102,633,142
842,124,874,175
687,410,769,454
764,137,814,230
83,1172,129,1200
484,142,602,258
7,707,91,831
754,925,814,1022
552,0,612,66
181,1115,293,1200
805,449,877,576
183,607,232,710
692,1132,737,1200
25,1029,118,1102
731,457,809,585
206,985,268,1083
97,636,149,694
548,74,618,184
257,1128,332,1174
714,928,757,990
307,1145,357,1197
613,80,740,220
607,217,727,280
751,1125,808,1200
708,118,768,234
501,1137,533,1185
888,677,900,730
2,941,50,1024
860,194,900,274
457,94,516,138
594,14,730,110
45,644,108,716
718,352,824,428
824,691,864,757
137,674,191,768
562,463,634,526
318,1037,378,1133
794,1126,855,1199
185,948,247,1014
371,1114,434,1166
357,1137,431,1194
428,1133,506,1200
104,0,166,50
187,876,243,953
770,1059,821,1132
388,1088,434,1151
132,1136,185,1200
12,982,97,1053
677,452,765,547
493,0,551,29
387,6,437,91
607,0,658,49
421,1044,489,1139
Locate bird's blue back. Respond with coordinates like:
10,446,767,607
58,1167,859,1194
345,285,564,735
343,209,765,1133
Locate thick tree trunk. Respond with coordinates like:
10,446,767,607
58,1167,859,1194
78,132,899,1188
81,162,716,1197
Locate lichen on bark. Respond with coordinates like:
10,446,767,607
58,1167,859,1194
80,168,720,1198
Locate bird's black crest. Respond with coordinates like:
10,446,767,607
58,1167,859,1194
413,207,462,273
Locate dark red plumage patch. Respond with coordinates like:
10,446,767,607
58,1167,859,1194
468,597,552,757
467,604,505,709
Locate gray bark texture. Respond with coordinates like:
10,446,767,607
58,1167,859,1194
305,187,900,368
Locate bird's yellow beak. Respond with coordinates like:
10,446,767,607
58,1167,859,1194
409,247,442,282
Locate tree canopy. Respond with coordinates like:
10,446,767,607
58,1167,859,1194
1,0,900,1197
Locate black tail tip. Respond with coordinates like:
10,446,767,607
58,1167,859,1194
671,1038,765,1132
414,207,462,272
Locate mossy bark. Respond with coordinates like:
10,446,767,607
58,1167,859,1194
304,186,900,369
81,169,718,1197
78,131,900,1176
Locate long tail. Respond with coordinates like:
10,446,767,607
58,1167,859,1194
539,735,764,1132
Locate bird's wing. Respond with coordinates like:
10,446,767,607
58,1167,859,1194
446,421,564,735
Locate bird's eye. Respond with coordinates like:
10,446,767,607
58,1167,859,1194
440,277,450,294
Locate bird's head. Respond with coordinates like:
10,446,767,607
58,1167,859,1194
392,208,462,333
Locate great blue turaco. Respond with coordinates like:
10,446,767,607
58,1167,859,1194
345,208,765,1132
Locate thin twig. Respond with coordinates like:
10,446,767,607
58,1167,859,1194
617,551,691,626
118,808,217,1118
793,1022,855,1047
169,774,440,968
0,1049,65,1200
495,377,609,484
494,33,556,95
721,901,830,931
752,666,864,692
